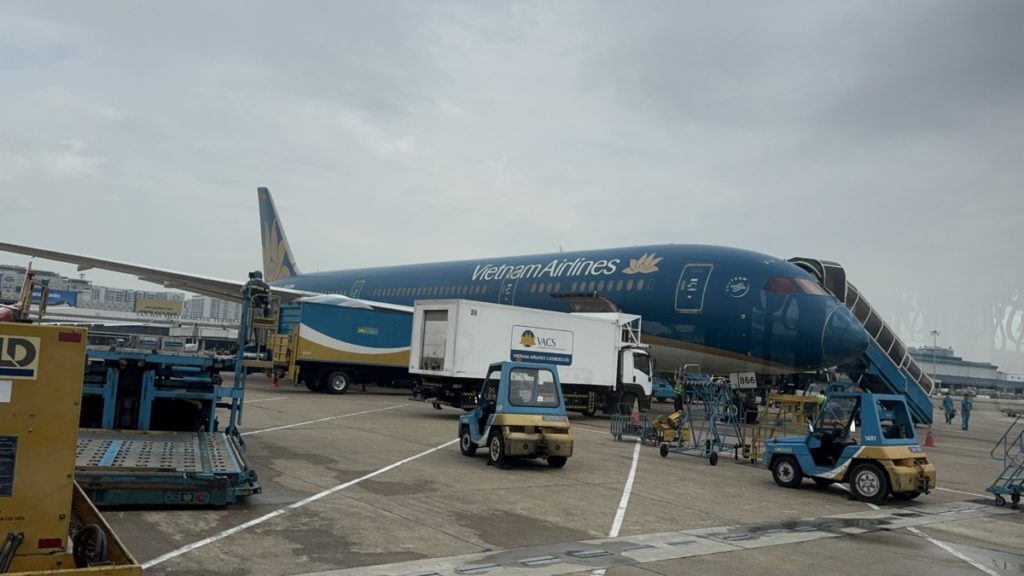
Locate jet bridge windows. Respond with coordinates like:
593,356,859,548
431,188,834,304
675,263,713,313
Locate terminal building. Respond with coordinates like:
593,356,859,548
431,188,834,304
1,263,240,324
909,346,1024,399
2,262,244,352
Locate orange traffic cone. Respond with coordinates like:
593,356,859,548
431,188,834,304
629,397,641,425
924,426,935,447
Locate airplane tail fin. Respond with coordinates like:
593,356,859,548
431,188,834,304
257,187,301,282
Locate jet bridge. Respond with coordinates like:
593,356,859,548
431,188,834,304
789,258,935,424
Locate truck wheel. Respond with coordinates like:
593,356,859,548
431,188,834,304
459,425,477,457
324,371,351,394
487,431,508,468
708,452,719,466
548,456,568,468
850,463,889,503
771,456,803,488
659,443,669,458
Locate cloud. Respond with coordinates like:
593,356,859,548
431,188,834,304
42,140,102,178
40,86,125,121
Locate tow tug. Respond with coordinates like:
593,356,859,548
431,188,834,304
765,392,936,503
458,362,574,469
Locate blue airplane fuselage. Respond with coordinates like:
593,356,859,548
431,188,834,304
271,244,869,375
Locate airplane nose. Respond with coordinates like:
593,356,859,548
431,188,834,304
821,304,869,366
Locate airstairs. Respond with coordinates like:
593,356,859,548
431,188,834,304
988,416,1024,508
789,258,935,424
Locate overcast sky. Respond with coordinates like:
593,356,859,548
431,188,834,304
2,1,1022,373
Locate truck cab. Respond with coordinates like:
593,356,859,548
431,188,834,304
458,361,574,469
765,392,937,503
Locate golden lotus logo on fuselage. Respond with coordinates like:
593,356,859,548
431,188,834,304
623,253,663,275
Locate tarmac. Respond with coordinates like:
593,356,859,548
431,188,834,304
101,376,1024,576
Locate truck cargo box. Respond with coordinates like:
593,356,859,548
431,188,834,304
279,299,413,368
409,300,651,418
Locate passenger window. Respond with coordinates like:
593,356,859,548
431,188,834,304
626,279,634,291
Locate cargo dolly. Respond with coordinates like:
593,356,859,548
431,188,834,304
72,274,268,506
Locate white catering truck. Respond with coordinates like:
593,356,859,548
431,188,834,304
409,299,653,415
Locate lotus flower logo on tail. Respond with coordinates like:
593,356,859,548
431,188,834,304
258,187,301,283
623,253,663,275
262,220,300,282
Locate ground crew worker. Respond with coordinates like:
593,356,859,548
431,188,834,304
245,271,272,318
960,394,973,430
942,392,955,424
673,379,684,411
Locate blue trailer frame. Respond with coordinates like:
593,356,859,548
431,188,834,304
73,275,266,506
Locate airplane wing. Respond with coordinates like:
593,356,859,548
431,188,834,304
0,240,310,302
0,241,411,313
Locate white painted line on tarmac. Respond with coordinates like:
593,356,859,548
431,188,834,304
861,493,995,575
593,439,642,576
245,396,288,403
906,526,999,576
142,437,459,570
935,486,989,499
573,425,611,436
609,440,642,538
241,404,406,436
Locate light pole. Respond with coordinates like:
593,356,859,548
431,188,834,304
929,329,941,388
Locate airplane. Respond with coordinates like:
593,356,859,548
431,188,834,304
0,187,870,378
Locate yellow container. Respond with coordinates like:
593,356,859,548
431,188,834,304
0,322,140,575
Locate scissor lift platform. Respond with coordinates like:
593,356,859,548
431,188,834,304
75,429,260,507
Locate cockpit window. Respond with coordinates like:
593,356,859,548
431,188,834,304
764,277,830,296
794,278,829,296
763,277,798,294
